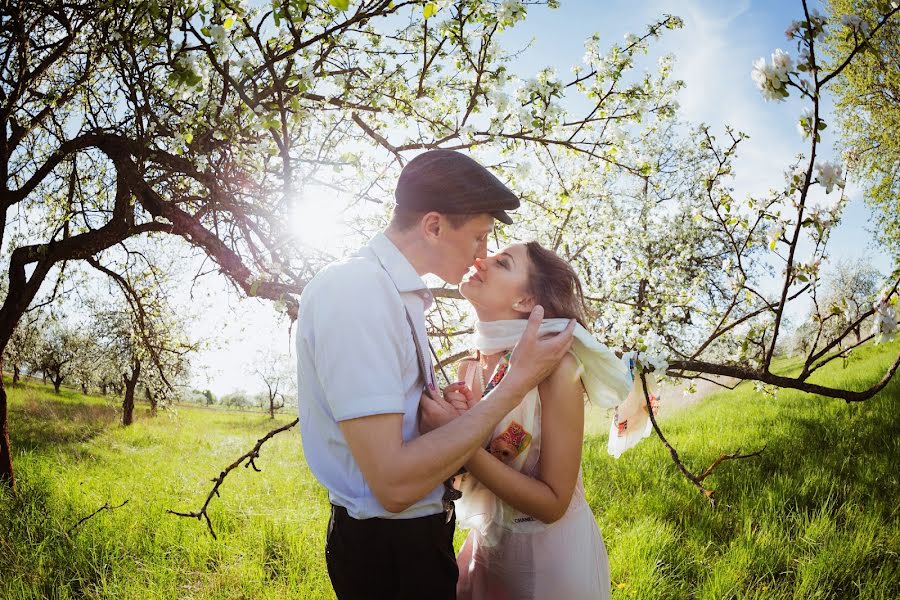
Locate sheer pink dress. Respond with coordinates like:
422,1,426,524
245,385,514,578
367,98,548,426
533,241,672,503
455,353,611,600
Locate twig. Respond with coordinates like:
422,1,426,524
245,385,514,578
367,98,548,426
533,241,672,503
67,499,129,535
697,446,766,483
640,371,764,508
167,418,299,539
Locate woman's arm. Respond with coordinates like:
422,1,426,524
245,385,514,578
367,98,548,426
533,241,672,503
463,352,585,524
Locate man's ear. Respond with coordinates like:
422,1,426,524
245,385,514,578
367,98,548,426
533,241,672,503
512,295,536,316
421,212,442,240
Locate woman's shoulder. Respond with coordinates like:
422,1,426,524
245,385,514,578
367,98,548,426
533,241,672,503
540,351,583,392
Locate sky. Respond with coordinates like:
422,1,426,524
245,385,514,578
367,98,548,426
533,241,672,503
189,0,895,397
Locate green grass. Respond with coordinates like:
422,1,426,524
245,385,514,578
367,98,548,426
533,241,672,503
1,339,898,599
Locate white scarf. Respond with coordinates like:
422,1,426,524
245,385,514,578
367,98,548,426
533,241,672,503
473,318,658,458
455,318,659,545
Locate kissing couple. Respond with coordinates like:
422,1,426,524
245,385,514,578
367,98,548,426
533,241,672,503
296,149,657,600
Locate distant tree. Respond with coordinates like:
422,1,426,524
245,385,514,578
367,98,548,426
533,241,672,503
820,257,881,343
792,258,881,357
3,314,42,385
221,391,250,411
68,333,105,395
254,351,294,419
35,322,84,394
140,350,190,417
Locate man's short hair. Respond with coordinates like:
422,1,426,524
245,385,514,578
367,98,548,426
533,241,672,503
389,205,483,231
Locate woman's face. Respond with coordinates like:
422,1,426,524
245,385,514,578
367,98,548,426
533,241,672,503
459,243,534,320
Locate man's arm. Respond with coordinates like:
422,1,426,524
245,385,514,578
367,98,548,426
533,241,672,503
460,353,585,523
339,306,575,513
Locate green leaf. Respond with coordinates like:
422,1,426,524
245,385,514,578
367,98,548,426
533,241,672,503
423,3,437,18
183,132,193,144
329,0,350,10
796,273,809,282
223,17,235,30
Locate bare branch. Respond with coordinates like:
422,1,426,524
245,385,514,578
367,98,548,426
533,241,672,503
167,418,299,539
67,500,129,535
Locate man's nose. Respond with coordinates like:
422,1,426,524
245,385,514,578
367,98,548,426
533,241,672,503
474,257,487,270
475,242,488,261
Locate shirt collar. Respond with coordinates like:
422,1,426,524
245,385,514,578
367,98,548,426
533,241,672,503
364,233,432,301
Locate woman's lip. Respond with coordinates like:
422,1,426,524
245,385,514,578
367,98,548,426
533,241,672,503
469,271,483,282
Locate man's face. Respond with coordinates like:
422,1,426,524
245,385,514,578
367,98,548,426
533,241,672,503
431,213,495,284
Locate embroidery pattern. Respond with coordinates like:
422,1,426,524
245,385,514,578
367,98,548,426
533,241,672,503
489,420,533,463
481,352,512,397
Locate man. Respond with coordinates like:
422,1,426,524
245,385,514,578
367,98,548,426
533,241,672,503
296,149,575,599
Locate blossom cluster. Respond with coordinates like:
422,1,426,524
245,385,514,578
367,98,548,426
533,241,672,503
751,49,792,102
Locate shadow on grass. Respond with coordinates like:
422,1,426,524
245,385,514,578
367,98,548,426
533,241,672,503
710,367,899,517
0,474,116,599
9,395,122,453
601,351,900,597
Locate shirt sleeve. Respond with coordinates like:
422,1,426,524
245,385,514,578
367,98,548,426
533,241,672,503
307,265,409,421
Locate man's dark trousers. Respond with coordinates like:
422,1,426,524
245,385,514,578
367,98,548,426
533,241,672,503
325,504,458,599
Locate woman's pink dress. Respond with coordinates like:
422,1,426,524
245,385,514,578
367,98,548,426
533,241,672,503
455,353,611,600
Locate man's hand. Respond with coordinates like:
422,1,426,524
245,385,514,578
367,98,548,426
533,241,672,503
505,305,575,396
418,382,475,433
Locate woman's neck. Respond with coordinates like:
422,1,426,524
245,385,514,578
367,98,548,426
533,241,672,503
473,307,527,323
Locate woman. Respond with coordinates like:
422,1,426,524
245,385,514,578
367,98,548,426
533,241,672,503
435,241,657,600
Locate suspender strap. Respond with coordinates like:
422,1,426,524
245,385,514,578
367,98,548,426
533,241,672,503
404,308,437,398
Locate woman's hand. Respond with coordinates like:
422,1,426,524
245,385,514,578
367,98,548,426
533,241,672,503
442,381,476,412
418,382,476,433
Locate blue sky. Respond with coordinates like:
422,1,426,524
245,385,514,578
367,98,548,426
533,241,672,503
191,0,895,396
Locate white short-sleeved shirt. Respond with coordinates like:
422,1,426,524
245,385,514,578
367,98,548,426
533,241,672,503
296,232,445,519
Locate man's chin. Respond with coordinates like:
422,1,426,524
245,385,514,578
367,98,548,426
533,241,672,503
438,271,466,286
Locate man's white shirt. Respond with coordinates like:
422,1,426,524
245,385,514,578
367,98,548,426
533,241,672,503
296,232,445,519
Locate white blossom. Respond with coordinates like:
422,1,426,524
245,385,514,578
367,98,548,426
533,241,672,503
606,124,626,145
751,50,792,102
785,20,802,40
495,0,526,26
767,223,785,249
872,297,897,344
814,161,845,193
840,15,871,35
771,49,793,75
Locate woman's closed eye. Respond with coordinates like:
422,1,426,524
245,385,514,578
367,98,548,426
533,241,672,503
498,259,509,269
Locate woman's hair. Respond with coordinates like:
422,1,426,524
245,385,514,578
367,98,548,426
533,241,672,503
524,241,589,329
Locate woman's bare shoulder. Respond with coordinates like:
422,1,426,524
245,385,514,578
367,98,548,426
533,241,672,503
540,351,584,394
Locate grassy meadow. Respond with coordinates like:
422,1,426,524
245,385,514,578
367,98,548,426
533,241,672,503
1,338,899,599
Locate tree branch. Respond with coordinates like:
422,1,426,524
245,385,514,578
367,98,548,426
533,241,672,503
167,418,299,539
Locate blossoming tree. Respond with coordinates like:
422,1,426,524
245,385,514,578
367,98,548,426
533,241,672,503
0,0,897,520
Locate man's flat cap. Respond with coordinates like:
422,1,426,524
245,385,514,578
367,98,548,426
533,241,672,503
395,149,520,225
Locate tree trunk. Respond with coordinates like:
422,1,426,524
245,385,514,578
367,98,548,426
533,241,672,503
269,394,275,419
145,387,157,417
80,382,88,394
41,371,47,384
11,364,19,385
121,362,140,426
100,382,108,395
52,375,63,394
0,381,14,490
